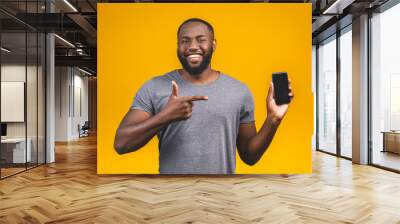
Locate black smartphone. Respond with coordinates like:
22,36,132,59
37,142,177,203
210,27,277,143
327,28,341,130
272,72,290,105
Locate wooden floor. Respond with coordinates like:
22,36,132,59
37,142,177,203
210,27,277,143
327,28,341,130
1,163,45,178
1,167,26,178
1,135,400,223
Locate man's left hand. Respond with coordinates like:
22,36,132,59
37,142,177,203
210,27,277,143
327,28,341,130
266,79,294,124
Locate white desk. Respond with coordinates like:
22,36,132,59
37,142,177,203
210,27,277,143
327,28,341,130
1,138,31,163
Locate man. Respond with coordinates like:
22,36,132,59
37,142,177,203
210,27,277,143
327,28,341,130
114,18,294,174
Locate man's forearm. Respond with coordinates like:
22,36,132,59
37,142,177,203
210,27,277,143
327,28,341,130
245,117,281,164
114,113,169,154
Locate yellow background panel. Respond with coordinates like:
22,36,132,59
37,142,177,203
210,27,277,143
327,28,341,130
98,3,312,174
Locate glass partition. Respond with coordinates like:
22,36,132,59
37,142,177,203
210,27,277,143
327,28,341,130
38,32,45,165
27,30,38,169
1,30,28,177
0,1,46,179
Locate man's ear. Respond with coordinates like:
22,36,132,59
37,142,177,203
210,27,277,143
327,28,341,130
212,39,217,52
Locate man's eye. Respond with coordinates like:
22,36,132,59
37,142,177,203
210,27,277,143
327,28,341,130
199,39,206,42
181,39,189,44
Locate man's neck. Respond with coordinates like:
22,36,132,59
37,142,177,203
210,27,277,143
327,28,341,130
178,67,220,85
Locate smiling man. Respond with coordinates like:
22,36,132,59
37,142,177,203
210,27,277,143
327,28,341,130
114,18,293,174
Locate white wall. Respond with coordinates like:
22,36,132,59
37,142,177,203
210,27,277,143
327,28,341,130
55,67,89,141
1,65,37,138
72,72,89,138
55,67,69,141
1,65,26,131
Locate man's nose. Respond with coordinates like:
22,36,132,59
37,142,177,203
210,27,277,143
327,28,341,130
188,40,200,51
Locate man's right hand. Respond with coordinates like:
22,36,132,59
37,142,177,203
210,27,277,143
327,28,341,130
114,81,207,154
158,81,208,123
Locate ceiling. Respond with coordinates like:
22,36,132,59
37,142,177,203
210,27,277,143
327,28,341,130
1,0,97,74
0,0,393,75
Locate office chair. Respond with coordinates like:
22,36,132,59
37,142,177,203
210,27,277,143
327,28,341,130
79,121,90,138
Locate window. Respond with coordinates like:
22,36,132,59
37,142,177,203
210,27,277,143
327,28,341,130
371,2,400,171
317,35,337,154
339,27,352,158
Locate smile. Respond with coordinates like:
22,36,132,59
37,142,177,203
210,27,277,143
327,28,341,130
187,54,202,63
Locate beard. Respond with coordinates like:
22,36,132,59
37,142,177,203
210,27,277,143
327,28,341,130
177,48,213,76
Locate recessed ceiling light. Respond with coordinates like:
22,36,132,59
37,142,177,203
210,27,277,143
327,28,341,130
322,0,355,15
63,0,78,12
77,67,93,76
54,34,75,48
1,47,11,53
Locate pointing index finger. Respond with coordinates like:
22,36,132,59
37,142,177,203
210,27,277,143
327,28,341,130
181,95,208,102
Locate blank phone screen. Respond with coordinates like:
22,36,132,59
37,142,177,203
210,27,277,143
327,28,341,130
272,72,290,105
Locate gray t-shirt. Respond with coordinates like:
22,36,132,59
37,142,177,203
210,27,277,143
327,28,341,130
131,70,254,174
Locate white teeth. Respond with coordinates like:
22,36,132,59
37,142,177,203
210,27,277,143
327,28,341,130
188,54,201,58
187,54,201,63
188,55,201,63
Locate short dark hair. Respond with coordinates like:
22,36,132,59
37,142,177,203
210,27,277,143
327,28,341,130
177,18,214,38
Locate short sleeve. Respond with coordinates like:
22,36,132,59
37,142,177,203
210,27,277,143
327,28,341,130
240,86,255,123
130,79,155,115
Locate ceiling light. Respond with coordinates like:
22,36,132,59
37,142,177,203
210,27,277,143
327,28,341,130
63,0,78,12
77,67,93,76
1,47,11,53
54,34,75,48
322,0,354,15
